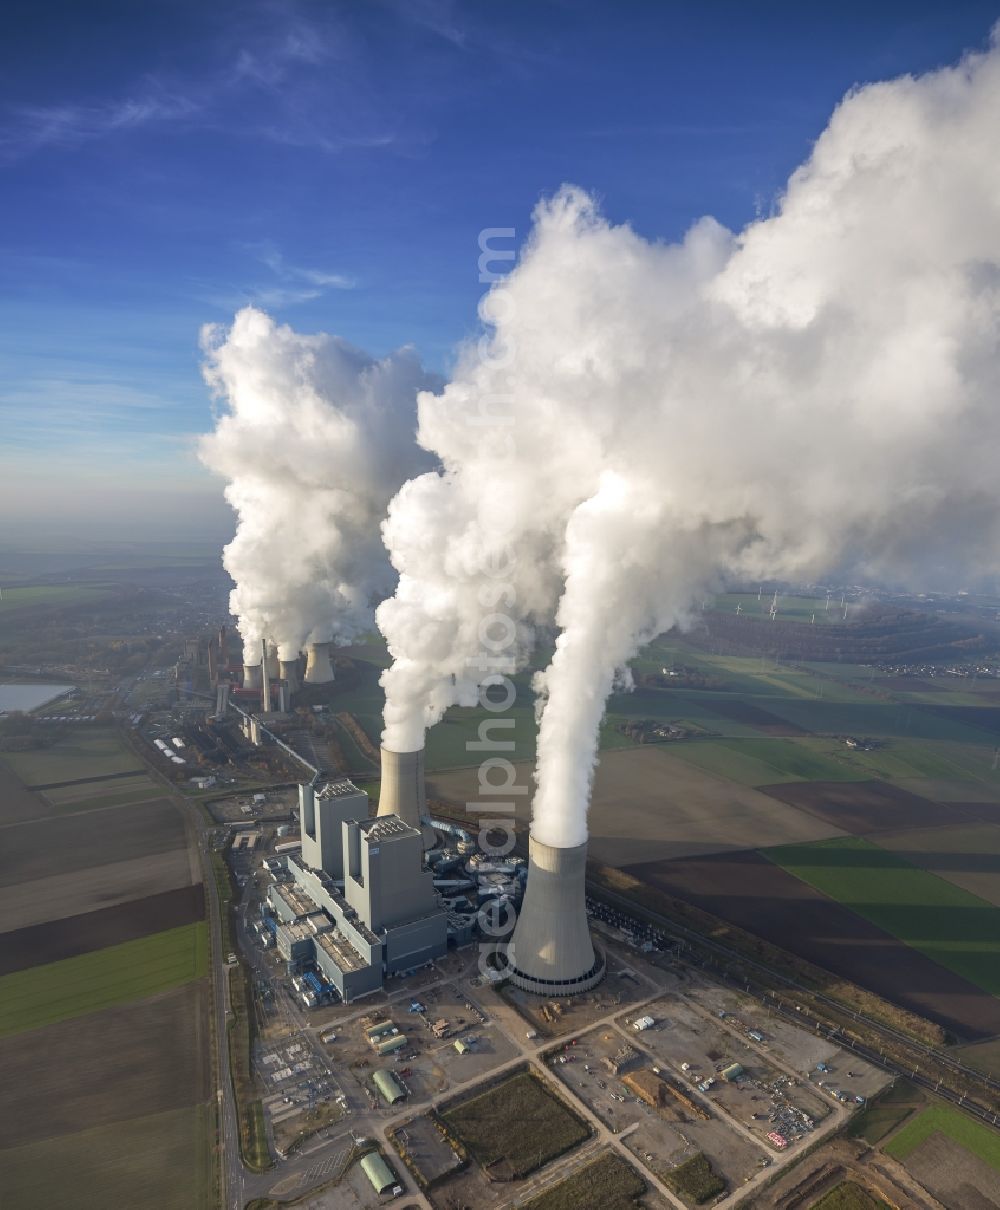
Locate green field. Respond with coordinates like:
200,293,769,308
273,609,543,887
764,836,1000,996
753,698,999,744
0,584,117,611
712,592,844,625
809,1181,888,1210
884,1103,1000,1172
668,737,864,786
523,1150,646,1209
0,729,143,786
0,1102,213,1210
0,922,209,1037
440,1071,590,1179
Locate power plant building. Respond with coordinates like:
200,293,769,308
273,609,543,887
264,775,449,1002
300,776,369,879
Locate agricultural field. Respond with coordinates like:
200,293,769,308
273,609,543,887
0,981,210,1149
0,763,53,823
0,884,205,975
884,1103,1000,1169
0,795,189,890
430,746,845,866
847,1080,924,1146
884,1103,1000,1209
764,836,1000,997
522,1150,650,1210
757,779,980,835
0,1102,212,1210
872,823,1000,907
0,727,144,785
711,592,842,624
667,737,863,786
0,920,208,1036
40,775,164,813
439,1070,591,1180
0,722,211,1208
809,1181,888,1210
626,848,1000,1039
0,583,117,611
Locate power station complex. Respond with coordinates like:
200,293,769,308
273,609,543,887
257,744,604,1003
217,638,606,1004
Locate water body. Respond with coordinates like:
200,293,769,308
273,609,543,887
0,684,75,713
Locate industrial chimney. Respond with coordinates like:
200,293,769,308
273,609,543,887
304,641,335,684
507,836,604,995
260,640,272,713
279,658,300,694
243,661,263,690
377,746,435,848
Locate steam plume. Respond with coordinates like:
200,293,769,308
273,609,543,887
199,307,436,665
379,33,1000,844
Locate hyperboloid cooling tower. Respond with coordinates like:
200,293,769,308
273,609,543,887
377,746,434,848
508,837,605,995
304,641,335,684
243,661,263,690
279,658,300,693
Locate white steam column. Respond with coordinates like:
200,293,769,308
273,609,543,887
508,837,604,995
377,746,434,849
304,642,335,684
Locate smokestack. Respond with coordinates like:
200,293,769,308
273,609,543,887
279,659,300,694
507,837,604,995
261,640,272,713
377,746,434,849
304,641,335,684
243,662,263,690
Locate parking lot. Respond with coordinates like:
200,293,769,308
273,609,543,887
258,1037,349,1152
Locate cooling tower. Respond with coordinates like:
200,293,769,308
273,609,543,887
304,641,335,684
279,659,300,693
507,837,604,995
377,746,435,848
265,644,280,680
243,662,263,690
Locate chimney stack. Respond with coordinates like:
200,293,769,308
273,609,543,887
260,639,272,713
507,837,604,995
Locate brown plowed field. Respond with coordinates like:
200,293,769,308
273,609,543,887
428,747,842,865
702,698,811,735
0,884,205,975
0,980,211,1149
757,779,979,835
0,797,186,887
901,1129,1000,1208
626,849,1000,1040
0,765,53,825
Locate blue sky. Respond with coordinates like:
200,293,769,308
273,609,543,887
2,0,998,539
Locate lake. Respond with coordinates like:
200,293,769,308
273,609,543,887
0,684,76,713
